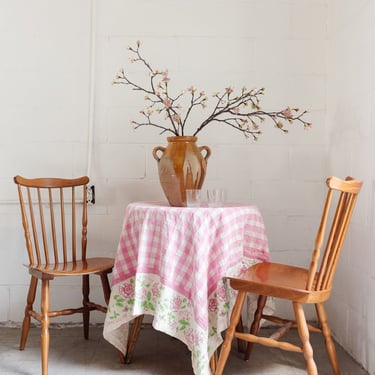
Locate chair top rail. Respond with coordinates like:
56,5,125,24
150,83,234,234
306,176,362,292
14,175,89,188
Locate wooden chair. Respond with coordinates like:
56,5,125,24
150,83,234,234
215,176,363,375
14,175,114,375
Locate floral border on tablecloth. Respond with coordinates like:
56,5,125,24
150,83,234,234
105,258,275,375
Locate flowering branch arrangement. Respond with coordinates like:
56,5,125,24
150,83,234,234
113,40,311,140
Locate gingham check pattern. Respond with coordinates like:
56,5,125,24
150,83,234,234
112,201,269,330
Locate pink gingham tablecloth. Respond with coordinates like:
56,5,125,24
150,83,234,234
103,202,274,375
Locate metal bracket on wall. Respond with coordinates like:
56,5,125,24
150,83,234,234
87,185,95,204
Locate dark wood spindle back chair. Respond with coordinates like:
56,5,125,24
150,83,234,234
215,176,363,375
14,175,114,375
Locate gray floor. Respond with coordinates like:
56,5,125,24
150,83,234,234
0,324,368,375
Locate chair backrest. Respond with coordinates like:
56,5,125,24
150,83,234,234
14,175,89,266
306,176,363,292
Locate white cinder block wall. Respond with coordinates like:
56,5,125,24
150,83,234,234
0,0,372,373
326,1,375,373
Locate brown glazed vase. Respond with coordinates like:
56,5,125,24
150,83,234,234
152,136,211,207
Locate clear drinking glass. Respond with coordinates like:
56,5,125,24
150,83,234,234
186,189,201,207
207,188,226,207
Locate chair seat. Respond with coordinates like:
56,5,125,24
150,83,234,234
27,257,114,277
228,262,331,303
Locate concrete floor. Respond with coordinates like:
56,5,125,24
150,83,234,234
0,324,368,375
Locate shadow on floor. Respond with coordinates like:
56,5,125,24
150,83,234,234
0,324,369,375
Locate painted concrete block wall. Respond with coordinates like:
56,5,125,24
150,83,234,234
0,0,104,324
327,1,375,373
0,0,330,355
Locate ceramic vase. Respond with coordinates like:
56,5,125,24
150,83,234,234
152,136,211,207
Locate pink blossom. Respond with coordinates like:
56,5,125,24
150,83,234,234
282,107,293,119
217,285,228,302
168,317,178,330
151,283,159,297
172,114,181,124
162,71,170,82
185,328,200,346
170,296,183,311
119,282,134,298
208,298,218,312
163,98,173,109
140,288,148,299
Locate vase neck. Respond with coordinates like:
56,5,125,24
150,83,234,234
167,136,197,142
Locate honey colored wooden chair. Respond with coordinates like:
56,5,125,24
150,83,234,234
215,176,363,375
14,175,114,375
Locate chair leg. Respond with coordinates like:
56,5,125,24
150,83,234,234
20,276,38,350
82,275,90,340
41,279,50,375
244,294,267,361
236,317,246,353
209,350,218,373
293,302,318,375
315,303,340,375
216,291,247,375
125,315,144,364
100,272,111,305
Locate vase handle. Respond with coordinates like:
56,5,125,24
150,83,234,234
152,146,166,162
198,145,211,162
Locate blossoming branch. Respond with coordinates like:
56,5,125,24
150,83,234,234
113,40,312,140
